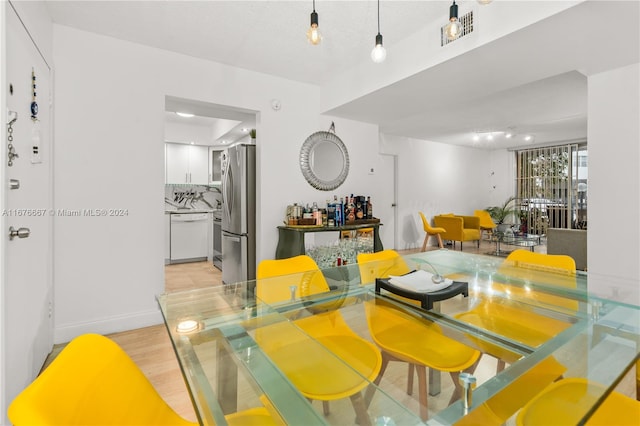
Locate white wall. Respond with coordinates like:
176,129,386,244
52,25,392,342
379,134,492,249
587,63,640,303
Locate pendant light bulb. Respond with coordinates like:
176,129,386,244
371,34,387,63
445,1,463,41
306,3,322,45
477,0,493,4
371,0,386,63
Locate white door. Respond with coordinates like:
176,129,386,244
2,6,54,414
378,154,397,249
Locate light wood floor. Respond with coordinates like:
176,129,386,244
47,240,637,424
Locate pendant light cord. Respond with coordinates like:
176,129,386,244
377,0,381,35
313,0,316,13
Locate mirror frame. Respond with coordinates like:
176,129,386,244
300,131,350,191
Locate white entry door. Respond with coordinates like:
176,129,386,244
2,6,53,414
378,154,397,249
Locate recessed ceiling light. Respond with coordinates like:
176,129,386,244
487,134,494,141
176,112,195,118
242,128,249,132
473,134,480,141
524,135,532,141
190,141,195,145
505,133,513,139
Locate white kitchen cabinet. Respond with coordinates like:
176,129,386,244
209,148,223,184
165,143,209,184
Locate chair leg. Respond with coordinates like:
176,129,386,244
417,365,428,421
436,234,444,249
365,351,391,406
407,363,415,395
497,359,506,373
421,234,429,252
322,401,330,416
350,392,372,426
449,371,462,405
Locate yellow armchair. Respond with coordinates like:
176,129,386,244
433,214,481,250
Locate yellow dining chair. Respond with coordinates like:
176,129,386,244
474,209,497,240
256,255,382,424
357,250,481,421
419,212,446,250
8,333,279,426
516,378,640,426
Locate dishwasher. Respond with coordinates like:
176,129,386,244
170,213,209,263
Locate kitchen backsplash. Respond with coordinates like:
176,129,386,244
165,185,221,211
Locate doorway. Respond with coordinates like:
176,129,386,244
162,96,256,292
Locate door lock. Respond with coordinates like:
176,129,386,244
9,226,30,240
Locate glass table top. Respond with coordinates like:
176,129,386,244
157,250,639,425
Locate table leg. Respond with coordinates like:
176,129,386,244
429,300,442,396
373,225,384,252
429,368,441,396
217,342,237,414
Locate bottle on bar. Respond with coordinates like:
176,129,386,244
367,196,373,219
356,198,364,219
347,195,355,222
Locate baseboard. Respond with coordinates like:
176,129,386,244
54,308,163,344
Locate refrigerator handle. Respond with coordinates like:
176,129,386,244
225,234,241,243
222,156,232,224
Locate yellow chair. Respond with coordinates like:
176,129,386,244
256,255,382,424
357,250,481,421
8,333,279,426
474,209,497,240
506,248,576,272
419,212,446,250
457,249,576,370
516,378,640,426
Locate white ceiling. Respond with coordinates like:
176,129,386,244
45,1,640,149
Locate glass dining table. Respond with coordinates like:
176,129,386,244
157,250,639,425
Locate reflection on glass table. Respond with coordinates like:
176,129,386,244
158,250,639,425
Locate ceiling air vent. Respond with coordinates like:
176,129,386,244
441,10,474,46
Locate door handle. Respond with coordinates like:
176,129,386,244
9,226,30,240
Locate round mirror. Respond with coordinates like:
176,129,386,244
300,131,349,191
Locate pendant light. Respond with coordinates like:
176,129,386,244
371,0,386,63
306,0,322,45
444,0,463,41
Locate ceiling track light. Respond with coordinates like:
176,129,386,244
306,0,322,45
371,0,387,63
444,1,463,41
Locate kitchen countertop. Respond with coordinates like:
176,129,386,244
165,208,221,214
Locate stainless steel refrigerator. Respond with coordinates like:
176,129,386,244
221,143,256,285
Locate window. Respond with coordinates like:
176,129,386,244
515,143,587,234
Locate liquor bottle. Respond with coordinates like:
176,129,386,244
366,196,373,219
356,200,364,219
347,195,356,222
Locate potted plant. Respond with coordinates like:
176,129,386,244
486,196,519,232
249,129,256,141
